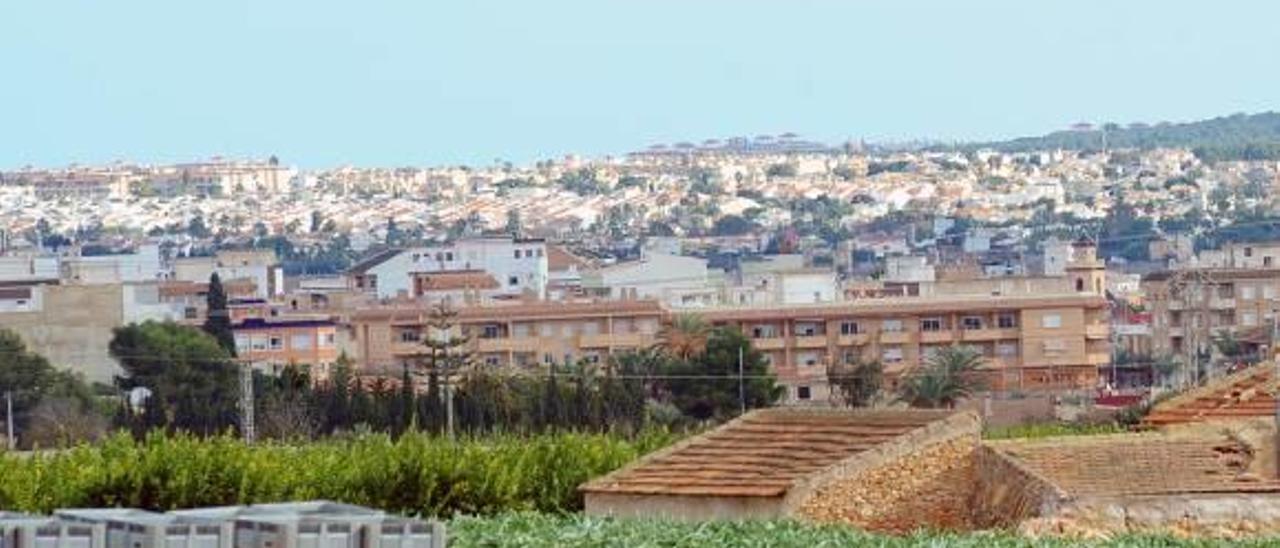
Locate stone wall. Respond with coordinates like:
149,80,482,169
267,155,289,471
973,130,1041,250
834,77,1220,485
971,444,1067,528
583,492,784,521
788,411,981,532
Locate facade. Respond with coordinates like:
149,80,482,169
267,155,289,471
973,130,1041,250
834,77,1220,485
233,317,340,375
1143,267,1280,361
580,252,715,307
173,249,283,299
348,238,548,300
346,300,664,373
700,292,1109,403
345,288,1108,404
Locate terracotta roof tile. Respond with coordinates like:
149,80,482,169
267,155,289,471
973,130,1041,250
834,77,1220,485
581,408,961,498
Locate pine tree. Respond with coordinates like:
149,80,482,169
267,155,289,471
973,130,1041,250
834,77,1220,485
203,273,237,356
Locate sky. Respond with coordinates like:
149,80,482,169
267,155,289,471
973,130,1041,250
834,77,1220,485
2,1,1278,169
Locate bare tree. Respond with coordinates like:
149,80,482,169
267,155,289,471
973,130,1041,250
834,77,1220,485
23,397,108,448
257,394,319,441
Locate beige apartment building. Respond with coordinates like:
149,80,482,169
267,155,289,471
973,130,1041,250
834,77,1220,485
345,289,1108,404
1143,267,1280,361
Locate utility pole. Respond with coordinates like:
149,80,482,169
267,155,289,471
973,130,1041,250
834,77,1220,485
737,345,747,414
5,391,13,451
240,364,255,443
445,377,455,440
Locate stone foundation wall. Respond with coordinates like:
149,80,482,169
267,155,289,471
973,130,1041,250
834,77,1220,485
788,411,981,533
971,445,1067,528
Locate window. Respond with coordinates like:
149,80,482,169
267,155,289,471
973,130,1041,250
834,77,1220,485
995,342,1018,357
250,335,268,351
508,275,519,286
291,334,312,350
1267,257,1275,267
542,353,554,365
751,325,778,338
269,336,283,350
1041,314,1062,329
320,333,335,347
485,355,501,366
962,316,983,330
921,318,943,332
399,330,420,343
235,335,250,352
1245,247,1254,257
1243,312,1258,326
882,346,904,363
882,319,903,332
843,350,860,364
445,252,454,261
800,354,819,367
536,248,544,257
184,307,199,320
584,353,601,364
796,386,812,401
1242,286,1257,300
797,323,819,336
997,313,1017,329
1075,278,1085,292
482,325,501,339
539,323,555,337
840,321,860,335
514,250,521,259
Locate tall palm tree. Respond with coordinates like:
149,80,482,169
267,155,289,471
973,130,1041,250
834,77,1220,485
655,313,711,360
898,346,986,409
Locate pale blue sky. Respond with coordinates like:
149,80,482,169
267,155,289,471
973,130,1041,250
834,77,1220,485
1,1,1277,168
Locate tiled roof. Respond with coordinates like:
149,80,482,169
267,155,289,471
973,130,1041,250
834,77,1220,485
1143,366,1275,426
990,432,1280,497
346,248,403,275
580,408,961,498
411,270,500,291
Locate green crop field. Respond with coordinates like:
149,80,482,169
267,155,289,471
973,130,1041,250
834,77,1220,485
0,430,678,516
448,513,1279,547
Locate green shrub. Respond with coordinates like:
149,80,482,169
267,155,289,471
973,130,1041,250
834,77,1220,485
0,430,678,517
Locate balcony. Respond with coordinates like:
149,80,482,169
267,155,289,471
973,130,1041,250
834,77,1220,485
879,331,910,344
1210,298,1236,310
754,337,787,350
1167,300,1187,311
836,334,871,346
476,337,545,354
920,330,954,344
794,335,828,349
578,333,652,349
1085,324,1109,339
958,328,1019,342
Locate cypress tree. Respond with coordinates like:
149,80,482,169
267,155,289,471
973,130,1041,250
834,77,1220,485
203,273,237,356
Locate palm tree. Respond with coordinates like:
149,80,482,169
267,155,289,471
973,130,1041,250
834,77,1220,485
655,313,711,360
898,346,986,409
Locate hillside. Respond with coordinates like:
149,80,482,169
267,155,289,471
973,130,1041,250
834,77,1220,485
972,112,1280,161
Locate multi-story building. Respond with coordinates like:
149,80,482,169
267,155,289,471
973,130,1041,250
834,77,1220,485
1144,267,1280,362
344,288,1108,404
346,300,664,372
232,317,340,376
347,237,549,300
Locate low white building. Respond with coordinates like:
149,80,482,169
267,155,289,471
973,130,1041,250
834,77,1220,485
348,237,549,300
581,252,715,307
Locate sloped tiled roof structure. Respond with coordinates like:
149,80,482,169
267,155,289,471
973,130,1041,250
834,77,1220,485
990,432,1280,498
1143,366,1276,426
582,408,966,499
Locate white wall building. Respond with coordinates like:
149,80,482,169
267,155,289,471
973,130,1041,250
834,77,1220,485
349,237,549,300
581,252,715,307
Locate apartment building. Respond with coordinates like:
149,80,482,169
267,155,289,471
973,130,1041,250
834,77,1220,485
347,237,549,300
343,287,1107,404
346,300,664,373
233,317,340,376
1143,267,1280,360
0,282,185,382
173,249,284,299
699,292,1109,403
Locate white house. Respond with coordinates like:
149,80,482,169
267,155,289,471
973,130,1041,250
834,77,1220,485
580,252,715,307
348,237,549,300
